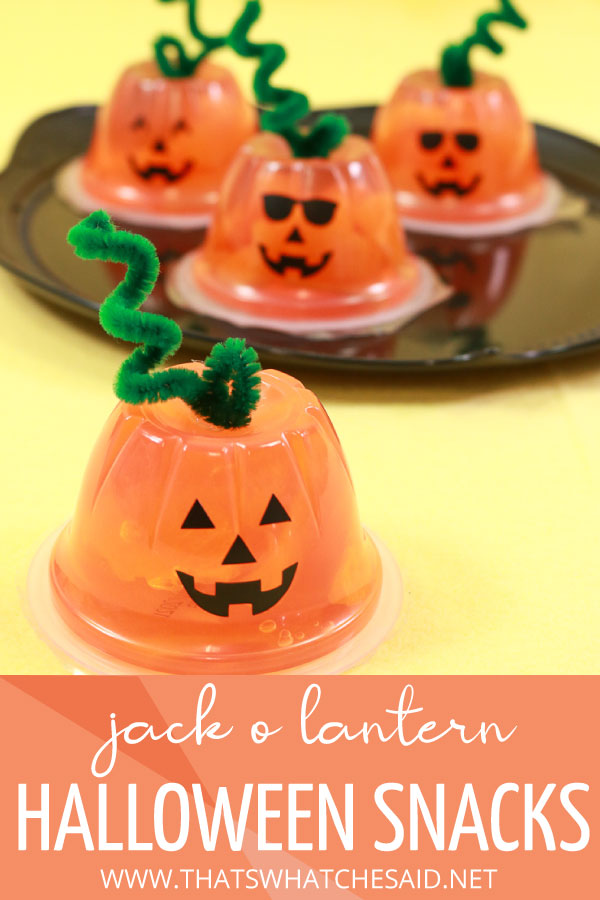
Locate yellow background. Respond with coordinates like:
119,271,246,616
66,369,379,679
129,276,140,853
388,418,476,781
2,0,600,673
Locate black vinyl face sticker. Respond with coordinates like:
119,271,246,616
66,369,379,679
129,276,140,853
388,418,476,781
420,131,444,150
128,115,194,183
455,132,479,152
262,194,337,225
176,494,297,617
416,131,482,198
258,194,337,278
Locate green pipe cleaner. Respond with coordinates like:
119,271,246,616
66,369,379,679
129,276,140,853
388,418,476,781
154,0,229,78
228,0,349,158
441,1,527,88
67,211,261,429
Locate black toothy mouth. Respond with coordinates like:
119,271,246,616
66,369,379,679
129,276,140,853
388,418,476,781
416,174,481,197
176,563,298,617
128,157,193,183
259,245,331,278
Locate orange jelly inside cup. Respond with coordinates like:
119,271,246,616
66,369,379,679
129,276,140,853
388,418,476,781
80,60,257,219
49,366,383,674
372,69,545,226
187,132,420,321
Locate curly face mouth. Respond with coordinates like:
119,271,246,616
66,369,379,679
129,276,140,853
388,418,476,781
259,245,331,278
416,174,481,197
176,563,298,617
129,157,193,183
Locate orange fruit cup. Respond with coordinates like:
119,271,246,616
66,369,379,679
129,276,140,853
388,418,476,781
372,69,559,235
167,132,440,336
56,60,257,229
26,366,401,675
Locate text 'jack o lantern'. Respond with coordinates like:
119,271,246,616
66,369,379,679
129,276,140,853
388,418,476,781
49,365,384,673
74,59,257,224
169,132,423,332
372,68,545,228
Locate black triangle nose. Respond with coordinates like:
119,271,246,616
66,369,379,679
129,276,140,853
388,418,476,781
442,155,455,169
222,535,256,565
287,227,304,243
154,139,166,153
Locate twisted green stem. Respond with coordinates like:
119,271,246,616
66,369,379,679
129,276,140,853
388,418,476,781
154,0,228,78
229,1,349,157
67,211,261,429
441,1,527,88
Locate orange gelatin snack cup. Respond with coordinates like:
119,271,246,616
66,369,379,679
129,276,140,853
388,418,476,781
169,132,429,331
70,60,257,225
29,366,400,674
372,69,550,229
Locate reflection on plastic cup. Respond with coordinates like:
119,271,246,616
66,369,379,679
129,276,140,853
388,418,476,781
42,365,396,674
372,70,545,228
409,230,529,328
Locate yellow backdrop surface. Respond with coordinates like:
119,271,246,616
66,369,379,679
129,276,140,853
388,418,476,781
1,0,599,674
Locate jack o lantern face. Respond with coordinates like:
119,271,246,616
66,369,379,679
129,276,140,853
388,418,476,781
416,130,482,197
372,69,545,226
258,194,337,277
49,366,383,674
80,60,257,219
127,113,194,184
176,494,297,616
189,132,421,324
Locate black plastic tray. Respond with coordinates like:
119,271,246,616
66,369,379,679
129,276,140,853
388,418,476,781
1,104,599,371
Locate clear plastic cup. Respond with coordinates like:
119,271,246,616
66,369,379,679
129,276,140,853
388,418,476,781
60,60,257,227
27,365,400,674
167,132,436,334
372,69,550,231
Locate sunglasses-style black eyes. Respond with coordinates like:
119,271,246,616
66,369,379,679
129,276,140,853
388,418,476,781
262,194,337,226
455,132,479,151
131,117,146,130
303,198,337,225
263,194,294,220
420,131,443,150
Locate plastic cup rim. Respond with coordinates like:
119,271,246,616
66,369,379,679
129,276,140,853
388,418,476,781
24,525,402,676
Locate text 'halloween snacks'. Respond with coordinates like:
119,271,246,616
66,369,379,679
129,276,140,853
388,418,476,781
168,1,441,337
56,0,257,227
25,212,401,675
372,1,560,235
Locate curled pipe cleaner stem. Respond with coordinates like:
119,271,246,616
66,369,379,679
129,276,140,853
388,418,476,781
228,0,349,158
441,0,527,88
67,211,261,429
154,0,228,78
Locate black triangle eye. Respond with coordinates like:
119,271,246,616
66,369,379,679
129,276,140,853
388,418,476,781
182,500,215,529
260,494,291,525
